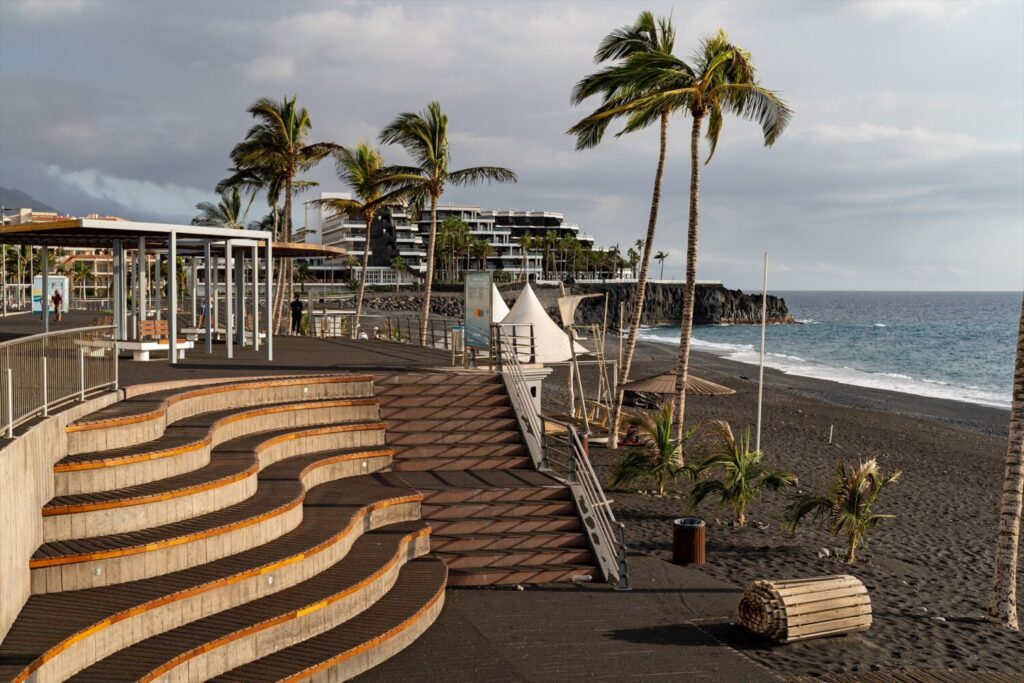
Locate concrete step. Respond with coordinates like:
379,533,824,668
0,474,424,683
42,420,386,541
209,558,447,683
66,521,431,682
446,563,598,586
378,405,515,422
30,438,394,594
422,500,578,520
392,456,533,472
428,515,582,536
437,546,595,569
430,531,589,552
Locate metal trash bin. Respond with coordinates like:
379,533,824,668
672,517,706,565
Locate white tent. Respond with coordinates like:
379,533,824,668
492,284,510,322
500,284,586,363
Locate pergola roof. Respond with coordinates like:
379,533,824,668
0,218,345,258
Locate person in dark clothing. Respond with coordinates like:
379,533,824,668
290,295,304,335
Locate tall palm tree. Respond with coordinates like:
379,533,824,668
229,95,335,330
655,250,669,279
217,165,283,237
519,234,535,282
379,101,516,343
570,11,676,448
72,261,93,299
310,142,405,334
390,255,407,292
192,187,246,228
991,294,1024,629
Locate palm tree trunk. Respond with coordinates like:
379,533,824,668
674,112,704,443
355,215,372,335
420,197,439,345
610,111,669,450
990,294,1024,630
846,537,857,564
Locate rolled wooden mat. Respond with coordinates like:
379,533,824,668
738,575,872,643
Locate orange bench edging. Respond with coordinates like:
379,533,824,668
13,482,418,683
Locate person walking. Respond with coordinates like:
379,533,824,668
290,294,304,335
51,288,63,323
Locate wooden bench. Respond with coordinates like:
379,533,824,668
121,320,194,361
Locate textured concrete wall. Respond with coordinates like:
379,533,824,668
0,391,121,643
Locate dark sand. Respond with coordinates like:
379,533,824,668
544,339,1023,677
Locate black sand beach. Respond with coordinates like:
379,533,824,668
543,339,1022,676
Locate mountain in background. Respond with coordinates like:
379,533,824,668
0,187,59,214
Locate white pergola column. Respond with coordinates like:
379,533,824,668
112,240,124,339
265,241,273,361
1,243,6,318
169,231,177,365
225,241,233,359
235,253,245,347
154,253,162,321
190,257,197,327
252,244,259,352
204,243,213,354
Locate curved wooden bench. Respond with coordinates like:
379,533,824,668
210,558,448,683
53,397,380,497
3,475,422,683
31,430,393,593
69,521,432,682
66,374,374,455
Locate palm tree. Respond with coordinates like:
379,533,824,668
655,250,669,279
570,11,677,448
991,294,1024,629
72,261,93,299
687,419,796,526
229,95,335,331
390,255,407,292
519,234,535,282
471,238,492,271
310,142,406,334
294,261,315,294
217,166,282,237
784,458,901,564
611,400,696,496
192,187,246,228
379,101,516,343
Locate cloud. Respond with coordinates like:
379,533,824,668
854,0,973,20
10,0,86,20
45,165,210,220
242,55,295,82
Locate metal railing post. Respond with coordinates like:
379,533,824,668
79,348,86,401
6,368,13,438
113,340,119,390
568,450,578,484
614,523,631,591
41,357,48,417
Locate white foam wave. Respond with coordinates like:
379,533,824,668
637,328,1011,409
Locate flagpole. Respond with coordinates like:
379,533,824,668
756,252,768,452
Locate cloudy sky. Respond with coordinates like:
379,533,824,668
1,0,1021,290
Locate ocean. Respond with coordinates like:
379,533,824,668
637,291,1021,409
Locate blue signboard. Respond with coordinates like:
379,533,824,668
464,272,492,349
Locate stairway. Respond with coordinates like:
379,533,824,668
0,375,446,683
376,372,599,586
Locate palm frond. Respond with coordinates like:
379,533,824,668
447,166,518,186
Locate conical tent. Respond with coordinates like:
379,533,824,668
492,284,510,322
500,284,586,363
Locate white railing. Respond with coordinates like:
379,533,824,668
0,325,118,437
492,322,629,588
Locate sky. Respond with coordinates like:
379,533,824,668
1,0,1022,291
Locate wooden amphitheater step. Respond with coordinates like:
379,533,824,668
66,521,431,682
55,396,379,495
30,430,391,594
0,474,422,683
209,558,448,683
66,374,374,455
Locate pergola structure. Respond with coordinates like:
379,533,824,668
0,218,345,364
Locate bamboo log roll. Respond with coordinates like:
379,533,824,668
738,575,872,643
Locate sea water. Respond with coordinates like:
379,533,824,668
637,291,1020,409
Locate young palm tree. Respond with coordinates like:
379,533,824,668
379,102,516,343
991,294,1024,629
655,250,669,279
390,255,407,292
688,419,796,526
310,142,406,334
72,261,93,299
784,458,901,564
570,11,676,449
192,187,246,228
611,400,695,497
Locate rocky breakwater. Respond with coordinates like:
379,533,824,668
364,293,465,319
540,282,794,327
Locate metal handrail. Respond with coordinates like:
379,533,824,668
493,324,629,588
0,325,119,437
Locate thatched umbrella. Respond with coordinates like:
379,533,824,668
621,372,735,397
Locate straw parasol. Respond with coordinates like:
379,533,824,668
621,372,736,397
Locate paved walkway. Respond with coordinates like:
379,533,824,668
358,556,779,682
